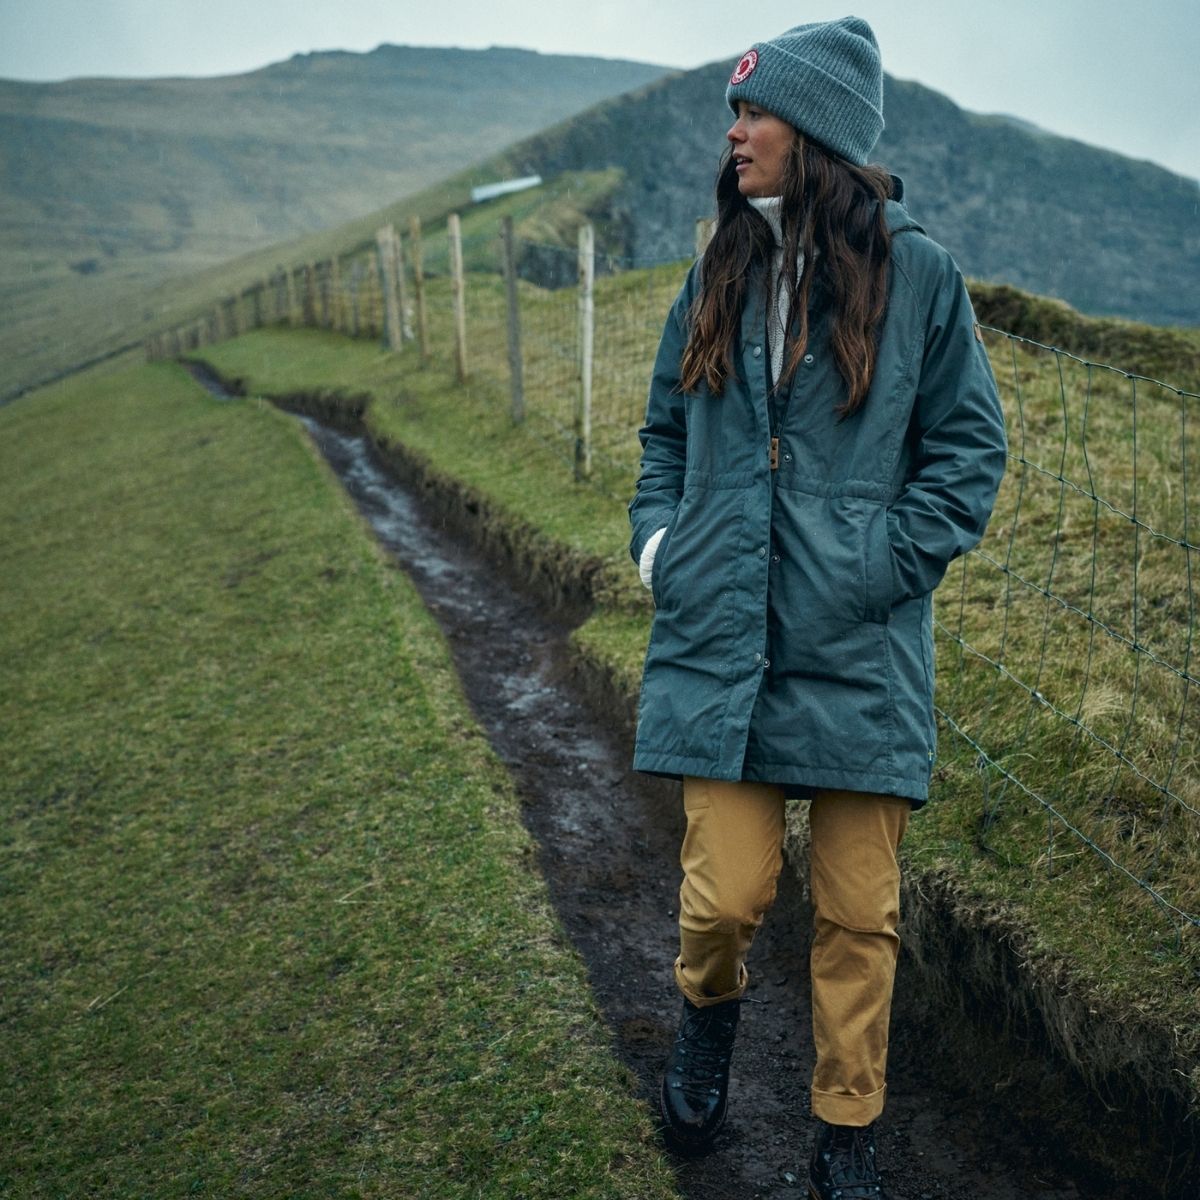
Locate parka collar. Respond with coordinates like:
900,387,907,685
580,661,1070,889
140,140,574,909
737,172,923,386
884,174,924,235
743,175,920,246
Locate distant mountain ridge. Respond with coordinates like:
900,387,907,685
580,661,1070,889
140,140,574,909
3,42,1197,404
0,43,670,399
488,59,1200,327
0,44,670,274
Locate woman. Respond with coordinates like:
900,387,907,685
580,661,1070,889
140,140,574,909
629,16,1007,1197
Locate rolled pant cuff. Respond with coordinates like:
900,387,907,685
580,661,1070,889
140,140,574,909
674,958,748,1008
811,1082,886,1127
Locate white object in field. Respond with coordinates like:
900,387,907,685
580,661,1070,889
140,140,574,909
471,175,543,203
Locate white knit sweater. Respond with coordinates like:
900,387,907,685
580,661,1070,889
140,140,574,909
746,194,806,388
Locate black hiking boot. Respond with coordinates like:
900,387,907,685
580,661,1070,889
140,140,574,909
658,996,740,1155
808,1119,890,1199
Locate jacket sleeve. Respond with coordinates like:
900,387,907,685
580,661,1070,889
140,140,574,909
628,277,693,564
886,250,1008,603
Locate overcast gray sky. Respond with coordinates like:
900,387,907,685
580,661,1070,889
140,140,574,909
2,0,1197,182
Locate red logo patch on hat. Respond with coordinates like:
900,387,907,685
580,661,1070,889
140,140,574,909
730,49,758,86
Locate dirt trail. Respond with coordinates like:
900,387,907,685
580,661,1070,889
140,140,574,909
297,412,1109,1200
186,363,1119,1198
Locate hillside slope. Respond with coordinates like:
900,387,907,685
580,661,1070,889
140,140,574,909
0,45,670,398
0,45,669,275
490,60,1200,327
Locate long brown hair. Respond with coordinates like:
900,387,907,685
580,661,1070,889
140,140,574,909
679,132,894,416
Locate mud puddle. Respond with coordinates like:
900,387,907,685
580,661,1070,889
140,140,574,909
187,358,1111,1198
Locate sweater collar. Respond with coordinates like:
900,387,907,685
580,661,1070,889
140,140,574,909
747,177,911,242
746,195,784,247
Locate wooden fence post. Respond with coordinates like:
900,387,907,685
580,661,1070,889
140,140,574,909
285,267,298,327
449,213,468,383
303,263,319,326
695,217,716,258
392,228,412,341
409,215,430,362
349,260,363,338
575,222,594,481
272,267,286,324
315,261,329,328
329,258,343,332
375,226,404,351
500,215,525,423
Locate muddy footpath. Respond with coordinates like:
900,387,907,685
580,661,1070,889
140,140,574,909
191,366,1188,1199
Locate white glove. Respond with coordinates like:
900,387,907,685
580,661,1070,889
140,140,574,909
638,527,667,590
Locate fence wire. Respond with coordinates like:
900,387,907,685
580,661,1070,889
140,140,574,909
935,331,1198,940
150,216,1200,952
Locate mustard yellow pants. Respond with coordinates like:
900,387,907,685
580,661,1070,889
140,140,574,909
674,777,910,1127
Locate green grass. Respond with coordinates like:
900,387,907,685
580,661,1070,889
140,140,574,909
192,255,1200,1099
0,362,679,1199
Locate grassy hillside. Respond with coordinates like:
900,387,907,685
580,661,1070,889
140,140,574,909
181,237,1199,1136
0,360,679,1199
0,45,669,400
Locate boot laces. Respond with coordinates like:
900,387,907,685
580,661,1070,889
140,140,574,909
668,1006,736,1103
822,1124,883,1198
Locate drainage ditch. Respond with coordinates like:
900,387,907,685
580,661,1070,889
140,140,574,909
188,362,1188,1199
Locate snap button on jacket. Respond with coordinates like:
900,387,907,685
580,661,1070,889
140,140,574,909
629,197,1007,807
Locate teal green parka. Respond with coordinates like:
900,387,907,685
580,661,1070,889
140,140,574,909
628,186,1007,808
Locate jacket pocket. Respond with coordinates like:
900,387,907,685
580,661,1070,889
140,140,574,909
650,501,684,608
862,504,895,624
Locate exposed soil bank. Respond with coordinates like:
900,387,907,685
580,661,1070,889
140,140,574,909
187,362,1197,1198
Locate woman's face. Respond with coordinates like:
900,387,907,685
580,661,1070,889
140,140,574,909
727,101,795,197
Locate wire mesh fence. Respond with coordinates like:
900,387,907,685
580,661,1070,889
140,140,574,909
936,335,1198,942
147,211,1199,954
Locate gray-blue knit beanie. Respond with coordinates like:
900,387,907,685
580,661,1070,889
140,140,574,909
725,16,884,166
